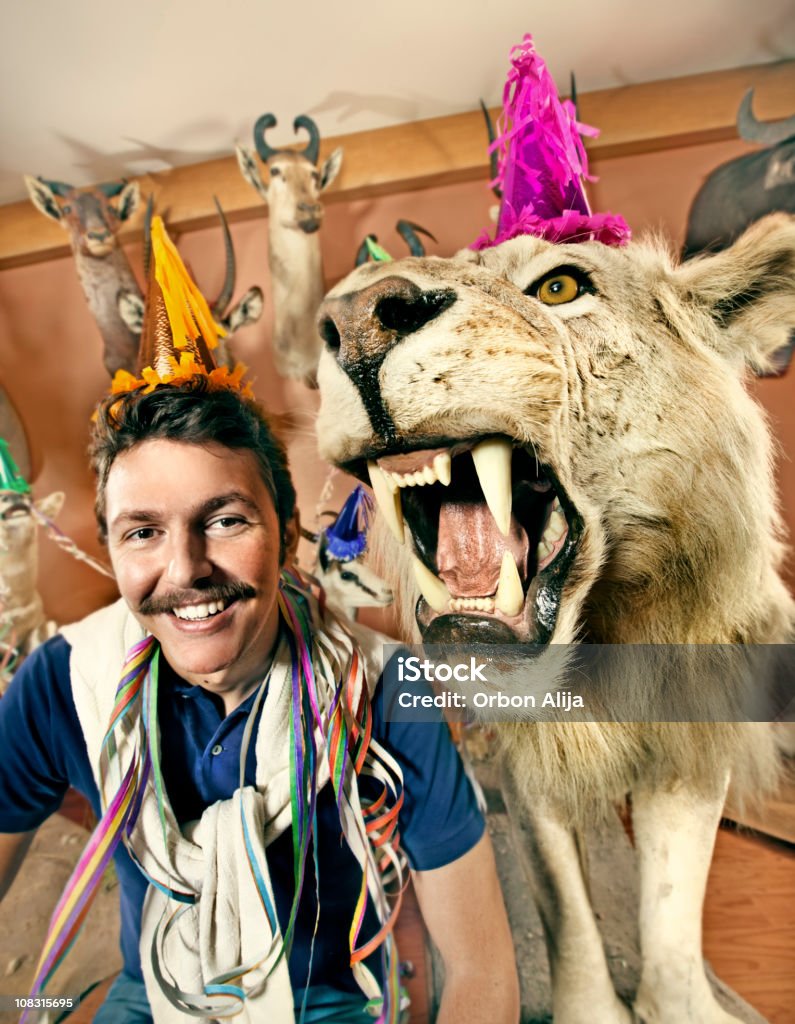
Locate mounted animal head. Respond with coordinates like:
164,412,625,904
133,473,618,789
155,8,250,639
117,199,263,367
0,487,64,633
355,221,436,267
684,91,795,259
683,92,795,377
315,533,393,618
301,486,393,619
315,213,795,653
24,176,140,257
236,114,343,233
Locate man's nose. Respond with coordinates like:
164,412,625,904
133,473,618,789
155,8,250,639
164,532,213,589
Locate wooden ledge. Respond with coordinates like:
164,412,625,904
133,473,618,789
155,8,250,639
1,60,793,270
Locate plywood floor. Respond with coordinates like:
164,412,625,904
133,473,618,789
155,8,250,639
396,823,795,1024
704,824,795,1024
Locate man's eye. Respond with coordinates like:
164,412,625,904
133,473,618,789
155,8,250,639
208,516,247,532
127,527,157,542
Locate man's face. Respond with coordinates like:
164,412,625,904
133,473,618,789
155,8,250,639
105,438,294,696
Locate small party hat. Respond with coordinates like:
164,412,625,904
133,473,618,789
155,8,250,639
324,486,373,562
0,438,31,494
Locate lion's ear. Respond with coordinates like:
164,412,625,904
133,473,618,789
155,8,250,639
673,213,795,374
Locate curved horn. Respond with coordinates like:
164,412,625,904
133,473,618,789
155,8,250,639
300,525,320,544
355,235,375,267
479,100,502,199
293,115,320,165
737,89,795,146
569,72,579,120
143,194,154,281
396,220,437,257
38,177,74,197
97,180,126,198
211,196,236,316
253,113,280,162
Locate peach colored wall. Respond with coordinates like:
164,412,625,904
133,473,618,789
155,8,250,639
0,134,792,635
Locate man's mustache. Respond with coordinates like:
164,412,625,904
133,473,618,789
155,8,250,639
138,581,257,616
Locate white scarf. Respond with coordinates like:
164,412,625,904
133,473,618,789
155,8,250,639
63,595,392,1023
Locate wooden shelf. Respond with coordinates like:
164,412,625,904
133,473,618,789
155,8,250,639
1,60,793,270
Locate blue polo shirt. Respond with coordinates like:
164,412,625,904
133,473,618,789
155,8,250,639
0,632,484,994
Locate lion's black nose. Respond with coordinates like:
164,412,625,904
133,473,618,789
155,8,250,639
318,275,456,368
317,275,456,443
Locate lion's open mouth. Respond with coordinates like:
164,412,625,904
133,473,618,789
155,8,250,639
351,436,583,644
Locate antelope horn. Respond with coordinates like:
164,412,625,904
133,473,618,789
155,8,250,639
211,197,236,317
737,89,795,146
355,235,376,267
569,72,579,120
97,180,126,198
479,100,502,199
396,220,436,257
143,194,154,281
293,114,320,165
253,113,280,162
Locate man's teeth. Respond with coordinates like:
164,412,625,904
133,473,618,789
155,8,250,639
471,438,512,537
367,461,405,543
495,551,524,616
173,600,227,621
412,555,451,613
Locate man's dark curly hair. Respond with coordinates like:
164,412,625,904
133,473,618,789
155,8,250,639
90,380,296,556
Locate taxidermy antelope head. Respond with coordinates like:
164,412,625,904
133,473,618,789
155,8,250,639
0,440,64,676
302,486,392,621
236,114,343,385
117,199,264,369
24,175,142,377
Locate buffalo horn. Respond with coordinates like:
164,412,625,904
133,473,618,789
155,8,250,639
737,89,795,147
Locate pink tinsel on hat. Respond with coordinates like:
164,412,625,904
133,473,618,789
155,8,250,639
472,34,631,250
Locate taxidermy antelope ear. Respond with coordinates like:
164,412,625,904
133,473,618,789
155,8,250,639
674,213,795,375
116,181,140,222
235,144,269,201
24,175,63,222
35,491,65,520
320,147,343,191
224,286,264,333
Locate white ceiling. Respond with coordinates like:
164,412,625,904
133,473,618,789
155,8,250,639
1,0,794,207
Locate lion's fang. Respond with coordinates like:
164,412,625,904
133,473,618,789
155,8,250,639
495,550,524,616
471,438,513,537
367,461,405,543
412,555,451,612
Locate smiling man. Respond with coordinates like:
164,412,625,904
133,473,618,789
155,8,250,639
0,219,517,1024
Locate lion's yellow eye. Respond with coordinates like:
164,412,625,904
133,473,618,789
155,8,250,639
537,274,580,305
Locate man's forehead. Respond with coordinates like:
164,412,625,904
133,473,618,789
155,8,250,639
105,439,274,515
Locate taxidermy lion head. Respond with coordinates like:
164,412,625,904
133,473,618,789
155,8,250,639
316,214,795,656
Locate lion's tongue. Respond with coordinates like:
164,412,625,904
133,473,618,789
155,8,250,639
436,499,529,598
